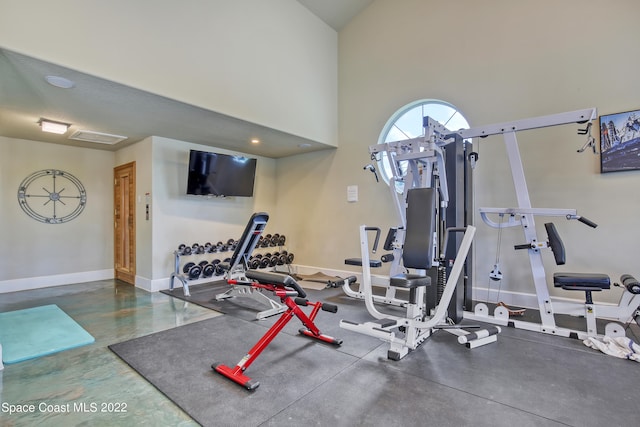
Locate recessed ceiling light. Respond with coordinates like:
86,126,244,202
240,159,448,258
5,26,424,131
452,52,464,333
38,118,70,134
251,138,260,144
45,75,75,89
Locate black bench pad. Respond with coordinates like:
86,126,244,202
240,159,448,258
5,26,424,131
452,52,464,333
390,273,431,289
345,258,382,268
245,270,306,298
553,272,610,291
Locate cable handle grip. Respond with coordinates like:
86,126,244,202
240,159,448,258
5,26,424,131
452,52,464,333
364,226,381,253
514,244,531,250
567,214,598,228
578,216,598,228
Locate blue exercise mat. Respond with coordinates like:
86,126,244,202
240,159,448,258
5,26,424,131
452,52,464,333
0,304,95,364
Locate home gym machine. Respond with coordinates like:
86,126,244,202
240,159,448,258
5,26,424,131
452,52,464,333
458,108,640,339
214,212,287,319
340,116,499,361
212,214,342,390
342,119,474,319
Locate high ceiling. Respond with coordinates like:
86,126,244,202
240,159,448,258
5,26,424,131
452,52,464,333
0,1,372,158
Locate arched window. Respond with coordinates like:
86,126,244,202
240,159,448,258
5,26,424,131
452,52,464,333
377,99,469,192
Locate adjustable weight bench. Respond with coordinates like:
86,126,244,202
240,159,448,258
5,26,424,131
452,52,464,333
215,212,286,319
212,270,342,390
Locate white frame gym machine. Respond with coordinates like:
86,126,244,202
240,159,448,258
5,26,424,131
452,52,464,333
339,106,640,360
339,115,498,361
458,108,640,340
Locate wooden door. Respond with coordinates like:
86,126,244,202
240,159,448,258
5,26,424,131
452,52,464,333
114,162,136,284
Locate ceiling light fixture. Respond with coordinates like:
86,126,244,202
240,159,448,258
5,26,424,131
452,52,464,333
44,75,75,89
251,138,260,144
39,118,70,134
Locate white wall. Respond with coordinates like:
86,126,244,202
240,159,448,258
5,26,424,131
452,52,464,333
4,0,640,308
114,137,154,282
0,136,114,292
0,133,277,294
275,0,640,306
0,0,338,147
147,137,278,291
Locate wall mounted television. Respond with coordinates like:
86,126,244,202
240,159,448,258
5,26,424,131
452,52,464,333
187,149,257,197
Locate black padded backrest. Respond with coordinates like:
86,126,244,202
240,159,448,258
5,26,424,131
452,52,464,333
544,222,566,265
403,188,436,269
228,212,269,269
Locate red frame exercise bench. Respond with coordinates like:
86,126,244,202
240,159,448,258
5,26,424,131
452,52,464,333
212,270,342,390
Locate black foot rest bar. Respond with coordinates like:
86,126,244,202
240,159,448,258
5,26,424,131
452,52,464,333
621,274,640,294
341,318,397,329
553,272,610,291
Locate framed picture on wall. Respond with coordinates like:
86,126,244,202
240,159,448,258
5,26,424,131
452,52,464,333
599,108,640,173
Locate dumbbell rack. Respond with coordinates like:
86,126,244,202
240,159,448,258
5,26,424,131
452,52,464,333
169,235,294,297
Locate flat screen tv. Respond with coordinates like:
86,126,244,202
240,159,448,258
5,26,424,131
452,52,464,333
187,150,257,197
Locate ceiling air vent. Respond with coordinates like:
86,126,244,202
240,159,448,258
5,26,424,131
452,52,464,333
69,130,128,145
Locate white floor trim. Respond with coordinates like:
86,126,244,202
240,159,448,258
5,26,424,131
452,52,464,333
0,269,113,294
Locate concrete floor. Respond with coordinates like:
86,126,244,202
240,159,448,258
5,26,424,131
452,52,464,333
0,280,221,426
1,280,639,427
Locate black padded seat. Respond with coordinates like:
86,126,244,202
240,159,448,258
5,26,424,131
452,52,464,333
553,272,610,291
345,258,382,268
390,273,431,289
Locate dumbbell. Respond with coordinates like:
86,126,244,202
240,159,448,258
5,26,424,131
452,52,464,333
202,259,220,278
177,244,192,256
183,262,202,280
278,235,286,246
261,234,272,248
277,253,288,265
249,257,261,269
286,253,294,264
259,255,270,268
217,258,232,275
270,234,280,247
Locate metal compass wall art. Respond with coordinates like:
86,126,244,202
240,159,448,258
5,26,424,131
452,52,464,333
17,169,87,224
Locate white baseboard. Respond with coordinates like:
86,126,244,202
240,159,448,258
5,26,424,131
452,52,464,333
0,265,592,311
0,269,113,294
292,265,594,309
135,276,172,293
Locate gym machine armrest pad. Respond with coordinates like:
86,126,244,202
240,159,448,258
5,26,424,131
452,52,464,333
544,222,566,265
